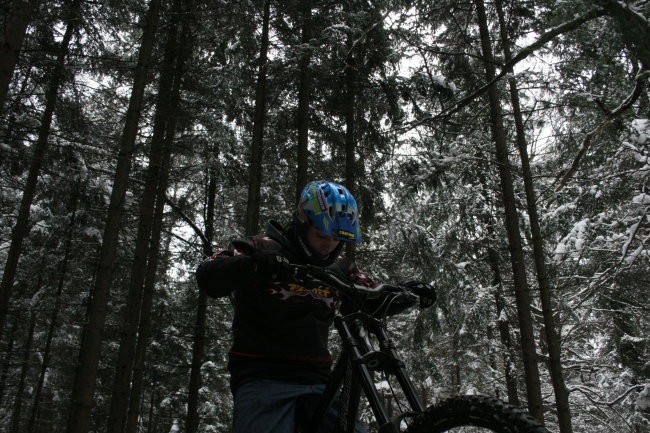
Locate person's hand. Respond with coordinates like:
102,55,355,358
399,280,436,308
250,251,292,281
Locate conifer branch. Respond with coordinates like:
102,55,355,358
165,196,213,255
554,71,646,191
399,7,607,132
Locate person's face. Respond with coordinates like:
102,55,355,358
305,225,342,258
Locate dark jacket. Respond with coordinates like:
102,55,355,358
196,220,369,391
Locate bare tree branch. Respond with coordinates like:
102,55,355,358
569,384,645,407
165,196,212,255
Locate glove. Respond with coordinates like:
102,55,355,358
250,251,292,281
400,280,436,308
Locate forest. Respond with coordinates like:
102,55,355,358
0,0,648,432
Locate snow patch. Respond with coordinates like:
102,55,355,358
630,118,649,145
555,218,589,262
636,384,650,411
632,193,650,205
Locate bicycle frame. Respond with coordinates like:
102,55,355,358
306,310,426,433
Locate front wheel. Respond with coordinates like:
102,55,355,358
404,395,549,433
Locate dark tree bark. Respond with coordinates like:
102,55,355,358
65,1,161,432
125,151,171,433
451,332,462,395
295,0,312,200
127,10,192,431
487,244,521,406
27,186,80,433
146,372,158,433
106,2,182,431
244,0,270,236
494,0,573,430
595,0,650,67
185,273,208,433
343,36,357,197
0,0,34,113
0,0,79,339
492,264,521,406
0,318,17,407
474,0,545,422
11,310,36,433
343,30,357,261
185,155,218,433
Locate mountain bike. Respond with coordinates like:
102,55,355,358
289,263,549,433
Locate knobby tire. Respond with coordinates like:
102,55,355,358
405,395,549,433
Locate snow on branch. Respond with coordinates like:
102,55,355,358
569,384,646,407
620,212,646,264
425,7,608,123
554,71,647,191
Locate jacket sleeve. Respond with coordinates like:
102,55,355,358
330,258,382,314
195,239,256,298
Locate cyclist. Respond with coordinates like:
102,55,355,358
196,180,436,433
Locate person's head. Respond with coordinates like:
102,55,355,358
294,180,362,260
304,224,342,258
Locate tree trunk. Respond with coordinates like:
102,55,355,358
11,310,36,433
125,155,171,433
343,36,357,198
596,0,650,68
295,0,312,200
0,0,34,113
65,1,161,432
126,11,192,431
451,333,461,395
473,0,545,422
244,0,270,236
27,186,80,433
483,216,521,406
480,181,520,405
186,152,218,433
106,2,182,431
494,0,572,430
344,30,357,261
486,324,499,398
185,289,208,433
0,318,17,407
488,245,521,406
147,373,158,433
0,0,79,339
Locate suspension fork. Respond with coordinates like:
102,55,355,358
336,314,393,429
339,313,426,425
368,319,426,414
308,313,426,433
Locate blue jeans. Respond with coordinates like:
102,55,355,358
233,379,368,433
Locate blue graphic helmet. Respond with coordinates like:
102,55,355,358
299,180,362,243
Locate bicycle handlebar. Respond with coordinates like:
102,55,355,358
289,264,419,314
